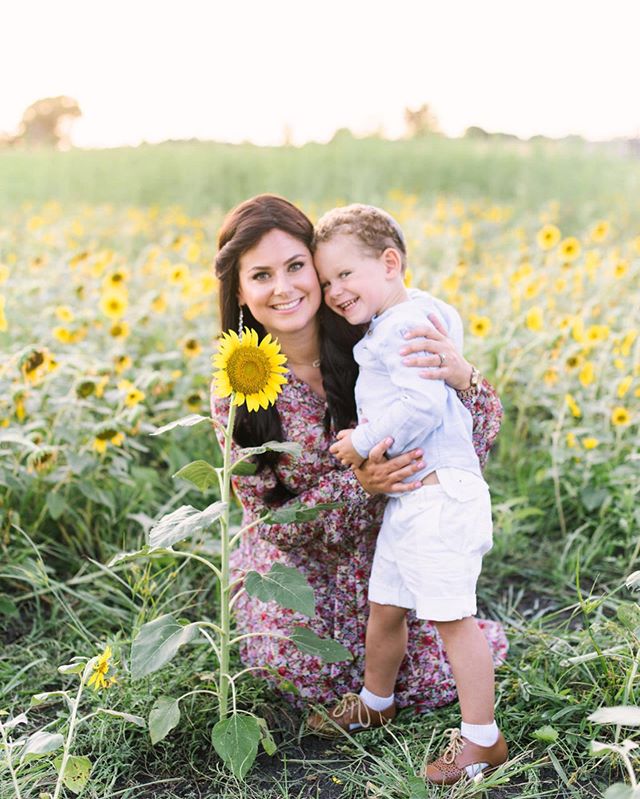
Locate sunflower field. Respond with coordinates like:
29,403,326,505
1,138,639,798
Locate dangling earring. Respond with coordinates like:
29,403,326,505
237,305,244,337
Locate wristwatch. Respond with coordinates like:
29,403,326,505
457,366,482,399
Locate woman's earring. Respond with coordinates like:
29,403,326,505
237,305,244,337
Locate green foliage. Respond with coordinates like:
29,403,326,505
211,715,261,780
244,563,315,618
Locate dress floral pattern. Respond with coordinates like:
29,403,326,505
210,375,507,712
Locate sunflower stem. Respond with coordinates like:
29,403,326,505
218,399,237,722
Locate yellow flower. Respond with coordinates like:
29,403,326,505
617,376,633,398
590,220,610,243
109,321,130,339
169,263,190,284
186,392,202,412
613,260,629,279
559,237,581,262
114,354,132,374
93,430,125,453
611,406,631,426
469,315,492,337
582,437,599,450
403,267,413,288
0,294,7,332
55,305,74,323
100,292,128,320
103,269,129,291
182,338,202,358
124,388,145,408
525,306,544,332
536,224,561,250
553,277,568,293
579,362,595,387
20,349,54,385
151,293,168,314
87,645,117,691
566,432,577,448
544,368,558,386
0,264,10,284
621,329,638,357
565,393,582,418
213,328,288,412
586,324,610,343
53,326,73,344
442,275,460,295
186,242,201,263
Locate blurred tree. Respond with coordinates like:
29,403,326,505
465,126,490,139
14,96,82,149
404,103,440,138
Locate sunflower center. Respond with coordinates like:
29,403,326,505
226,347,271,395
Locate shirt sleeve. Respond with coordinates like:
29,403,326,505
350,315,449,459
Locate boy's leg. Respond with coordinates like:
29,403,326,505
425,616,507,784
364,601,408,697
434,616,494,723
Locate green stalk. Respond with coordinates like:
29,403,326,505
0,723,23,799
52,665,88,799
218,400,237,722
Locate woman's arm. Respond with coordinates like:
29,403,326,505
210,387,380,555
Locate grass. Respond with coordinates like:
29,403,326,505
1,141,639,795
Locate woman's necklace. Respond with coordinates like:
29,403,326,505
287,358,321,368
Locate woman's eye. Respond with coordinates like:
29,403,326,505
252,271,270,281
288,261,304,272
340,271,351,279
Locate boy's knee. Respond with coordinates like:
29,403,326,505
369,601,407,629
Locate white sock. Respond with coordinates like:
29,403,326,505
348,687,395,730
360,686,395,711
461,721,499,778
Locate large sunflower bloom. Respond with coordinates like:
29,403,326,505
213,328,288,412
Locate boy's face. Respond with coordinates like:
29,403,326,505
314,233,396,325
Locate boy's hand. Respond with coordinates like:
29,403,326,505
330,429,365,468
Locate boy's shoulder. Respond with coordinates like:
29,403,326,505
406,288,462,327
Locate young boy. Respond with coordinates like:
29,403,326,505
308,204,508,785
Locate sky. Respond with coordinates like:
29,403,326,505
2,0,639,148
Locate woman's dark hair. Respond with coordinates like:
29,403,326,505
214,194,360,504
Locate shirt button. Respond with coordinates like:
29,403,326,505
367,330,372,336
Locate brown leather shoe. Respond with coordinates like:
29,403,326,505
424,728,508,785
307,692,396,737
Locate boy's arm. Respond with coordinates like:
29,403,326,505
350,317,449,459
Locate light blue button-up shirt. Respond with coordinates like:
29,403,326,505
350,289,483,490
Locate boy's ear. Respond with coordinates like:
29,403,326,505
382,247,403,278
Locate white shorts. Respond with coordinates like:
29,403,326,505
368,469,493,622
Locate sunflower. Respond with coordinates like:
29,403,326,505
213,328,288,412
100,291,128,320
0,294,7,332
536,224,561,250
182,338,202,358
469,315,492,337
87,645,117,690
590,221,610,243
611,406,631,427
559,237,581,262
582,437,599,450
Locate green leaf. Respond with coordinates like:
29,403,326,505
21,731,64,762
290,626,352,663
262,500,343,525
406,774,428,798
0,595,18,618
244,562,315,617
131,614,199,680
604,785,636,799
237,440,302,460
77,481,115,511
30,691,71,707
173,460,219,492
149,696,181,744
107,545,176,567
257,718,277,757
211,714,261,779
616,602,640,631
151,414,211,436
147,501,226,548
589,706,640,726
95,708,146,727
580,486,609,512
53,754,92,794
46,492,67,520
532,725,559,744
231,460,257,476
57,661,86,675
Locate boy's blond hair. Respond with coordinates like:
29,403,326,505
313,204,408,272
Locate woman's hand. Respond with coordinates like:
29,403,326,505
399,313,474,391
353,437,425,495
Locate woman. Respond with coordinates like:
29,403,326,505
210,194,507,713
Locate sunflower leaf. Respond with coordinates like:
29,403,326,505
244,563,315,617
290,626,352,663
262,500,343,525
173,460,219,492
150,414,212,436
147,501,226,548
236,441,302,460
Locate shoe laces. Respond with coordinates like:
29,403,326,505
333,692,371,727
441,728,466,765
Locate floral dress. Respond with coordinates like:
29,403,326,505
210,375,508,712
